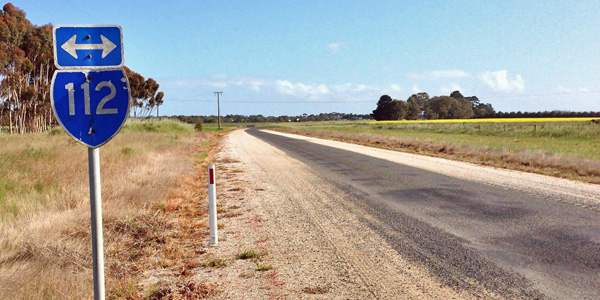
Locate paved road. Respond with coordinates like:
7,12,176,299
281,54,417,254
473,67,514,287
247,129,600,300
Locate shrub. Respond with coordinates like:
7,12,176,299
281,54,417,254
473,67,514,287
236,250,260,260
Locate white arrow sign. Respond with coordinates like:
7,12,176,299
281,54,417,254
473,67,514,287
61,35,117,59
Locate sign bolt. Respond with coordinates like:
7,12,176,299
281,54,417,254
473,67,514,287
87,54,92,59
86,34,91,39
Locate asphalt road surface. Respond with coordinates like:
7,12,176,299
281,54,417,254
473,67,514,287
246,129,600,300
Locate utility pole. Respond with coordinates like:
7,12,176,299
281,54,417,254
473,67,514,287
213,91,223,129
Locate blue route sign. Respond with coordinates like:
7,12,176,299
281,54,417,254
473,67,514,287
53,25,123,69
51,69,131,148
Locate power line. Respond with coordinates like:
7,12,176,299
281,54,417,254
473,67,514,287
21,0,61,19
62,0,99,22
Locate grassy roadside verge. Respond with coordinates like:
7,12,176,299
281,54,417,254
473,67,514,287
0,119,228,299
270,121,600,184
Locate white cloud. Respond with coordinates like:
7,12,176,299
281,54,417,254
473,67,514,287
353,84,370,92
163,75,382,103
557,85,590,93
211,82,228,88
478,70,525,93
389,84,403,92
332,83,352,93
440,83,462,95
326,42,344,54
248,80,264,92
331,83,377,94
412,85,422,93
275,80,329,97
409,70,470,80
162,75,264,92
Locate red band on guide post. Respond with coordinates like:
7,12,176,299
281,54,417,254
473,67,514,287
209,168,214,184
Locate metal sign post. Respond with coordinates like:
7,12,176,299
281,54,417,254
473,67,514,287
88,147,105,299
51,25,129,300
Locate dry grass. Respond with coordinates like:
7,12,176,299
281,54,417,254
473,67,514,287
144,281,219,300
202,258,228,268
0,120,225,299
236,250,261,260
255,261,273,272
277,128,600,184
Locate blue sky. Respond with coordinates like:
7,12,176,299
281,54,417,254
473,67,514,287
11,0,600,116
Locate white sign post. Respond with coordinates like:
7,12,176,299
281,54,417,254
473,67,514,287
208,164,218,245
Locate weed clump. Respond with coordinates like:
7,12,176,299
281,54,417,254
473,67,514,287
47,127,65,135
145,281,219,299
256,261,272,271
236,250,260,260
203,258,228,268
121,147,136,157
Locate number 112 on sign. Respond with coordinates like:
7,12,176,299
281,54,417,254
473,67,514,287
64,80,119,116
51,69,131,148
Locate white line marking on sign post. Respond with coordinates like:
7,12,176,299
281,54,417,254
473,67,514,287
88,147,105,300
208,164,218,245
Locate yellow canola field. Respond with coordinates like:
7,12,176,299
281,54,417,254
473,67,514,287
371,117,600,124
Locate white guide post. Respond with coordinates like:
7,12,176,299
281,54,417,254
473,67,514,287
208,164,218,245
88,147,105,300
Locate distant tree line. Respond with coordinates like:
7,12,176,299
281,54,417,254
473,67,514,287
372,90,600,121
171,112,373,124
372,91,495,121
486,110,600,118
0,3,164,134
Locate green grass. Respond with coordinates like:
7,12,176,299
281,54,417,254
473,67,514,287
373,117,600,124
0,180,25,218
122,118,194,133
44,118,195,135
47,127,65,135
195,153,208,163
256,261,272,271
0,119,197,135
236,250,261,260
121,147,137,158
203,258,228,268
199,125,234,131
273,120,600,160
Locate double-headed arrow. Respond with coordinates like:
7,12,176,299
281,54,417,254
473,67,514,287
61,34,117,59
